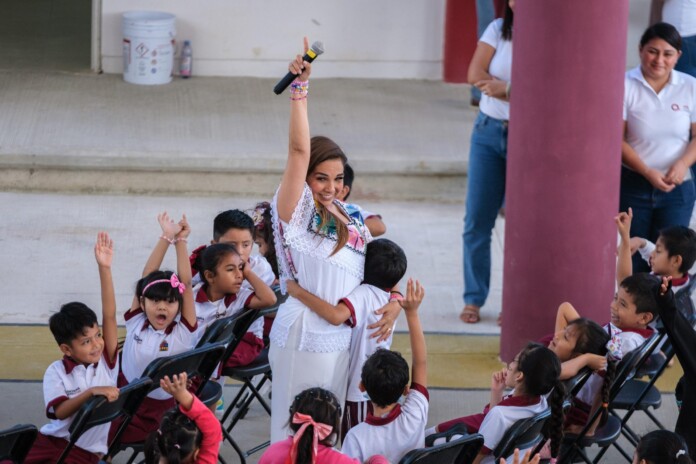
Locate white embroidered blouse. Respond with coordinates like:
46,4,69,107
271,183,372,352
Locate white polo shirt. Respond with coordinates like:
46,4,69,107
341,384,429,464
478,395,548,464
663,0,696,37
624,67,696,178
339,284,393,403
193,283,262,343
40,353,119,455
479,18,512,121
121,308,197,400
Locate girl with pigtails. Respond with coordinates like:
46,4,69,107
268,38,400,443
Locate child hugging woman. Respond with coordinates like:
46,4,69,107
113,212,198,445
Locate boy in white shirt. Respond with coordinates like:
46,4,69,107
284,238,408,437
25,233,120,464
341,279,427,464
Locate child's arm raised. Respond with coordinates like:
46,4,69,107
129,212,182,311
615,208,633,286
555,302,581,333
402,279,426,387
175,215,197,328
559,353,607,380
242,266,277,309
276,37,312,223
95,232,118,364
285,280,351,325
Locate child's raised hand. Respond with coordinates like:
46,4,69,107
400,278,425,313
94,232,114,268
176,214,191,240
160,373,193,405
614,208,632,239
491,368,507,392
158,211,182,240
500,448,541,464
91,386,120,402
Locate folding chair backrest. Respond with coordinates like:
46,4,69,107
399,433,484,464
493,408,551,463
196,310,253,348
0,424,38,463
563,368,592,398
140,342,227,390
611,332,662,398
219,309,263,363
58,377,152,464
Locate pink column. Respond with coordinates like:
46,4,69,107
500,0,629,361
442,0,478,83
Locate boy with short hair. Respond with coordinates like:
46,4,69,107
285,238,408,437
191,209,276,288
617,209,696,325
340,279,427,464
337,163,387,237
25,233,120,464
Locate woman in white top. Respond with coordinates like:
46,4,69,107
621,22,696,273
269,39,400,443
461,0,514,325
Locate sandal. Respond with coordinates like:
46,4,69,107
460,305,480,324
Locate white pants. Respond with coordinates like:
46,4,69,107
269,313,349,443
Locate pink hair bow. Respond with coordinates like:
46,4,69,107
287,412,333,464
169,274,186,294
142,273,186,295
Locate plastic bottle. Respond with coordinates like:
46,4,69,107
180,40,192,78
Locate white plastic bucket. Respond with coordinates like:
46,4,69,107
122,11,176,85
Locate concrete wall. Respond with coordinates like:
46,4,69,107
101,0,447,79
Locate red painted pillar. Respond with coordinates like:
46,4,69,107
500,0,629,361
442,0,479,83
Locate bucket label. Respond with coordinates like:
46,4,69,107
136,43,150,58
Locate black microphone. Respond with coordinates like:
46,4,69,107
273,41,325,95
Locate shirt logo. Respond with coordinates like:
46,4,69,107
133,334,143,344
159,340,169,352
672,103,681,111
65,387,81,396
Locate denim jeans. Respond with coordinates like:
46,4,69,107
676,34,696,78
619,167,696,273
463,112,508,306
471,0,495,102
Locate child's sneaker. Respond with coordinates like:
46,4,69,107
215,396,225,420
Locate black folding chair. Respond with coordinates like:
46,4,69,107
557,332,663,464
400,433,485,464
108,342,226,464
218,307,275,464
54,377,152,464
493,408,551,464
0,424,38,463
196,310,256,348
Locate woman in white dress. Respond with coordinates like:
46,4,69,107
269,39,400,443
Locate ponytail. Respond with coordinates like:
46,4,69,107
143,408,201,464
546,379,566,458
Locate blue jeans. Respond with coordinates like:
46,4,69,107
619,167,696,273
463,112,508,306
471,0,495,102
676,34,696,78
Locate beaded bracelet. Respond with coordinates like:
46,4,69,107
160,235,176,245
290,79,309,101
176,237,188,243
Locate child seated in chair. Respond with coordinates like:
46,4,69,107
428,343,565,464
284,238,408,437
25,233,120,464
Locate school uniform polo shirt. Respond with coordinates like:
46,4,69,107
121,308,197,400
623,67,696,177
341,384,429,464
40,354,119,454
193,284,260,344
